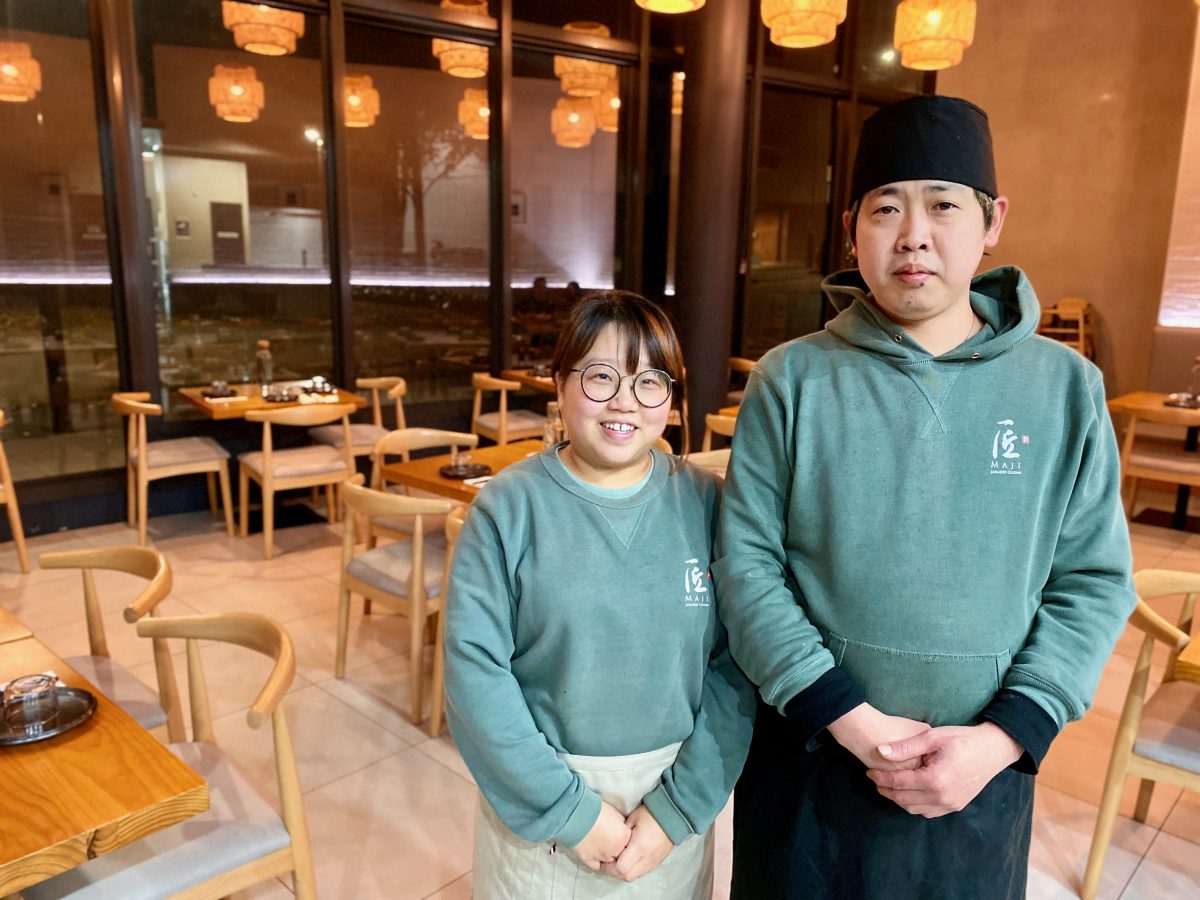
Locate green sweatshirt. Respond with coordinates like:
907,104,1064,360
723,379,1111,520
445,448,755,848
714,266,1135,739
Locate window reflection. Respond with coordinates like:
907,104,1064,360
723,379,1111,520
0,0,123,481
855,1,925,90
135,0,333,416
344,24,491,403
745,89,834,357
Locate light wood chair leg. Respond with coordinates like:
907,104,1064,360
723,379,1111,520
217,466,234,538
239,467,250,538
1132,778,1155,823
429,607,446,738
4,490,29,574
206,472,219,517
1082,734,1135,899
126,463,136,528
137,474,150,547
325,483,336,524
409,602,424,724
335,585,351,678
1126,478,1140,519
263,486,275,560
363,596,372,615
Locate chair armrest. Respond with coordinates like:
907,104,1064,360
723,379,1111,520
1129,599,1190,652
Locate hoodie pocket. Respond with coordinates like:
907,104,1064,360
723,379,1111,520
828,631,1010,728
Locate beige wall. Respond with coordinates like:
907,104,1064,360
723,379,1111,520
939,0,1196,397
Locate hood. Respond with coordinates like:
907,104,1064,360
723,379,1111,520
820,265,1040,363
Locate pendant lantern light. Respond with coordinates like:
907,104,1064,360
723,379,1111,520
0,42,41,103
593,78,620,133
208,64,265,123
221,2,305,57
634,0,705,12
431,0,489,78
894,0,977,70
458,88,490,140
671,71,684,116
759,0,847,49
551,97,596,149
553,23,617,98
343,74,380,127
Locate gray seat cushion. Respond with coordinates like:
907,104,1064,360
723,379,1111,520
1128,447,1200,476
23,741,291,900
132,437,229,469
1134,679,1200,771
65,654,167,731
238,445,350,479
346,534,447,599
308,422,387,453
474,409,546,436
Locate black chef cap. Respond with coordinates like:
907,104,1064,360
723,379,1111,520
850,95,997,204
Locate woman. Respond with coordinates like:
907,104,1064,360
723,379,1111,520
445,291,754,899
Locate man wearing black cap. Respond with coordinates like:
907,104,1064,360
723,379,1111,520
713,95,1135,897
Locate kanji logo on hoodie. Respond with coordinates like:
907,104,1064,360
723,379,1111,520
990,418,1026,475
683,558,711,607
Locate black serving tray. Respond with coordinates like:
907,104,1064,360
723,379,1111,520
439,463,492,479
0,687,97,746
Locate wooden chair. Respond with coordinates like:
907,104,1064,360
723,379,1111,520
336,478,454,724
429,504,468,738
701,412,738,452
1115,407,1200,519
0,409,28,573
653,436,674,454
1037,296,1095,359
687,448,731,474
726,356,756,406
309,376,407,458
368,428,478,545
1082,569,1200,899
471,372,546,445
112,392,233,547
37,546,185,741
24,612,316,900
238,403,357,559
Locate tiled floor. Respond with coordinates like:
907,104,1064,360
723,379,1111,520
2,508,1199,899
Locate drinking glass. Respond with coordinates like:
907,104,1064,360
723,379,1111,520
3,673,59,733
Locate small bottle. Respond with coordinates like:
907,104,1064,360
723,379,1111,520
255,339,273,393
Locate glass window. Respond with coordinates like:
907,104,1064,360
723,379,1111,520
756,7,842,79
0,0,123,481
134,0,333,417
510,49,622,365
744,89,834,358
344,22,491,404
855,0,925,91
513,2,635,42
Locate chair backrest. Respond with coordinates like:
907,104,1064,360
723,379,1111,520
728,356,756,376
702,413,738,452
247,402,357,473
370,428,479,487
0,409,12,500
1133,569,1198,682
341,478,455,601
136,611,311,889
471,373,523,440
653,436,673,454
687,448,731,471
112,392,163,465
38,545,184,739
356,376,407,430
1055,297,1089,322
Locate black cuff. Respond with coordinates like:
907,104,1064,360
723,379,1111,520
783,667,868,750
978,689,1060,774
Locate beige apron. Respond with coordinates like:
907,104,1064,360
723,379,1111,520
472,742,714,900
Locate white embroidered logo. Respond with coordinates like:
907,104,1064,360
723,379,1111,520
683,558,710,608
990,419,1027,476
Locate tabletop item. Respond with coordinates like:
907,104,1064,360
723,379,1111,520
439,462,493,479
0,686,96,746
264,386,298,403
255,339,273,387
202,380,234,399
305,375,336,395
2,673,58,733
179,381,366,420
381,438,543,504
1165,392,1200,409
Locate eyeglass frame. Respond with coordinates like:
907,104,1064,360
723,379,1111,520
567,363,676,409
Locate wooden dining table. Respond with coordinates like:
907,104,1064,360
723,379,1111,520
500,368,557,394
178,381,366,421
0,634,209,896
379,439,545,504
1108,390,1200,530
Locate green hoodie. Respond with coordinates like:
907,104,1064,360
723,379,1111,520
714,265,1134,735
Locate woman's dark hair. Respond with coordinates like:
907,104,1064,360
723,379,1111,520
550,290,689,458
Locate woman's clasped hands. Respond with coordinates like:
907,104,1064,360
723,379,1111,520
572,801,675,882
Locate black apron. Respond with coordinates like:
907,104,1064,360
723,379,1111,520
731,698,1033,900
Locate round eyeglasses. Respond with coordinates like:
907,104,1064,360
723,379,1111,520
568,363,675,408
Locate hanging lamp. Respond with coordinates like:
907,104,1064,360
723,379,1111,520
208,64,265,123
431,0,489,78
635,0,705,12
593,78,619,133
894,0,976,70
458,88,490,140
760,0,847,49
343,74,380,127
551,97,596,149
553,23,617,98
221,2,305,56
0,42,41,103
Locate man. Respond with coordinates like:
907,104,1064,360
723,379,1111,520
714,95,1135,898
